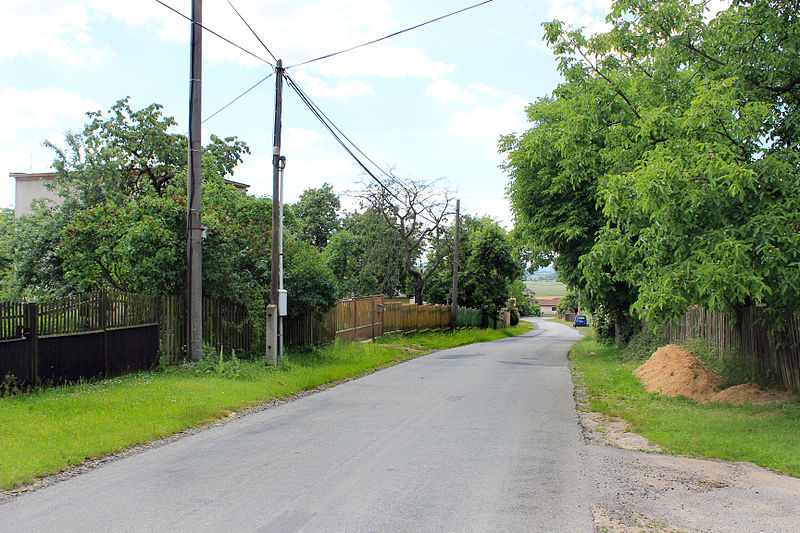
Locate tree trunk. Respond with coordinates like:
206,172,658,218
413,271,424,305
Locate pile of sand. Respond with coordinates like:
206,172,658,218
710,383,795,405
634,344,724,402
634,344,798,405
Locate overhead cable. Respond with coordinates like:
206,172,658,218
226,0,279,63
286,0,495,69
284,74,402,204
154,0,274,67
202,72,275,125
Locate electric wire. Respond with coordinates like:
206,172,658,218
202,72,274,125
285,75,445,227
285,73,396,185
154,0,273,67
286,0,495,69
226,0,279,63
284,74,402,204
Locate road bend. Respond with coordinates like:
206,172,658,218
0,318,591,532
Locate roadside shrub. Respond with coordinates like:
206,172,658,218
509,306,520,326
621,327,666,362
518,296,540,317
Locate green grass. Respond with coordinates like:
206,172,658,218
571,331,800,477
0,323,532,491
524,280,567,298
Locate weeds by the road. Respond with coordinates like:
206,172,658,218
0,323,532,491
571,331,800,477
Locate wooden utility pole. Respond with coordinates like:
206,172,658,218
267,59,284,365
186,0,203,361
451,199,460,328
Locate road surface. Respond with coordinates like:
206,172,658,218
0,318,590,532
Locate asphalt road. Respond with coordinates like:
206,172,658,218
0,318,591,532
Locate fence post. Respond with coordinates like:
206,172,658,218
25,303,40,386
370,295,375,340
100,289,109,378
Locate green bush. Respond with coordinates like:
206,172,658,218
509,306,520,326
621,327,666,362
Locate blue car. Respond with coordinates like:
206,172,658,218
573,314,588,327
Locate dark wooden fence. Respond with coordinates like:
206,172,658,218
0,290,253,386
158,295,252,363
662,306,800,390
0,289,159,387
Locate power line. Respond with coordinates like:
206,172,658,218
226,0,279,63
284,74,444,227
202,72,274,125
284,73,402,204
286,0,495,70
154,0,273,67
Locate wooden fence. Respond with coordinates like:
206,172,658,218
0,289,160,387
1,288,502,386
159,295,252,363
0,290,253,385
284,296,498,348
662,306,800,390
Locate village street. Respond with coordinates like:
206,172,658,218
1,320,799,532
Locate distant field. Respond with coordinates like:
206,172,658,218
524,280,567,299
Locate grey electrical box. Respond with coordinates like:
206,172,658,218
278,289,288,316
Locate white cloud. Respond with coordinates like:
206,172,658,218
235,128,363,202
0,87,98,209
546,0,612,36
446,92,529,157
290,74,374,99
426,80,476,104
0,87,98,132
0,1,115,65
469,197,513,230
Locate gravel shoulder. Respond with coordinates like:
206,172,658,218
570,349,800,533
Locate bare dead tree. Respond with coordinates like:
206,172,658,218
358,176,454,305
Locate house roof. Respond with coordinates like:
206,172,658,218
538,297,560,306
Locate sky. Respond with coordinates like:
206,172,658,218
0,0,614,227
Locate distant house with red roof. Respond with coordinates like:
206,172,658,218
538,297,560,316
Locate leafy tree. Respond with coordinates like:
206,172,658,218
293,183,340,248
506,0,800,338
44,96,248,207
461,221,520,313
4,203,77,300
0,209,16,300
359,177,454,304
58,194,185,294
283,240,338,317
557,290,579,316
501,28,641,340
324,209,408,298
574,0,800,328
425,216,520,313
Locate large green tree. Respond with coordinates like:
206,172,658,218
293,183,340,248
359,177,454,304
506,0,800,337
425,216,520,313
4,98,337,324
324,208,408,299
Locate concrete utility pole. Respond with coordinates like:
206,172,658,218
186,0,203,362
267,60,284,365
451,199,460,329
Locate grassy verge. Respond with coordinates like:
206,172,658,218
571,330,800,477
0,323,532,491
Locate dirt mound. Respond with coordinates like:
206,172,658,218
711,383,796,405
634,344,723,402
